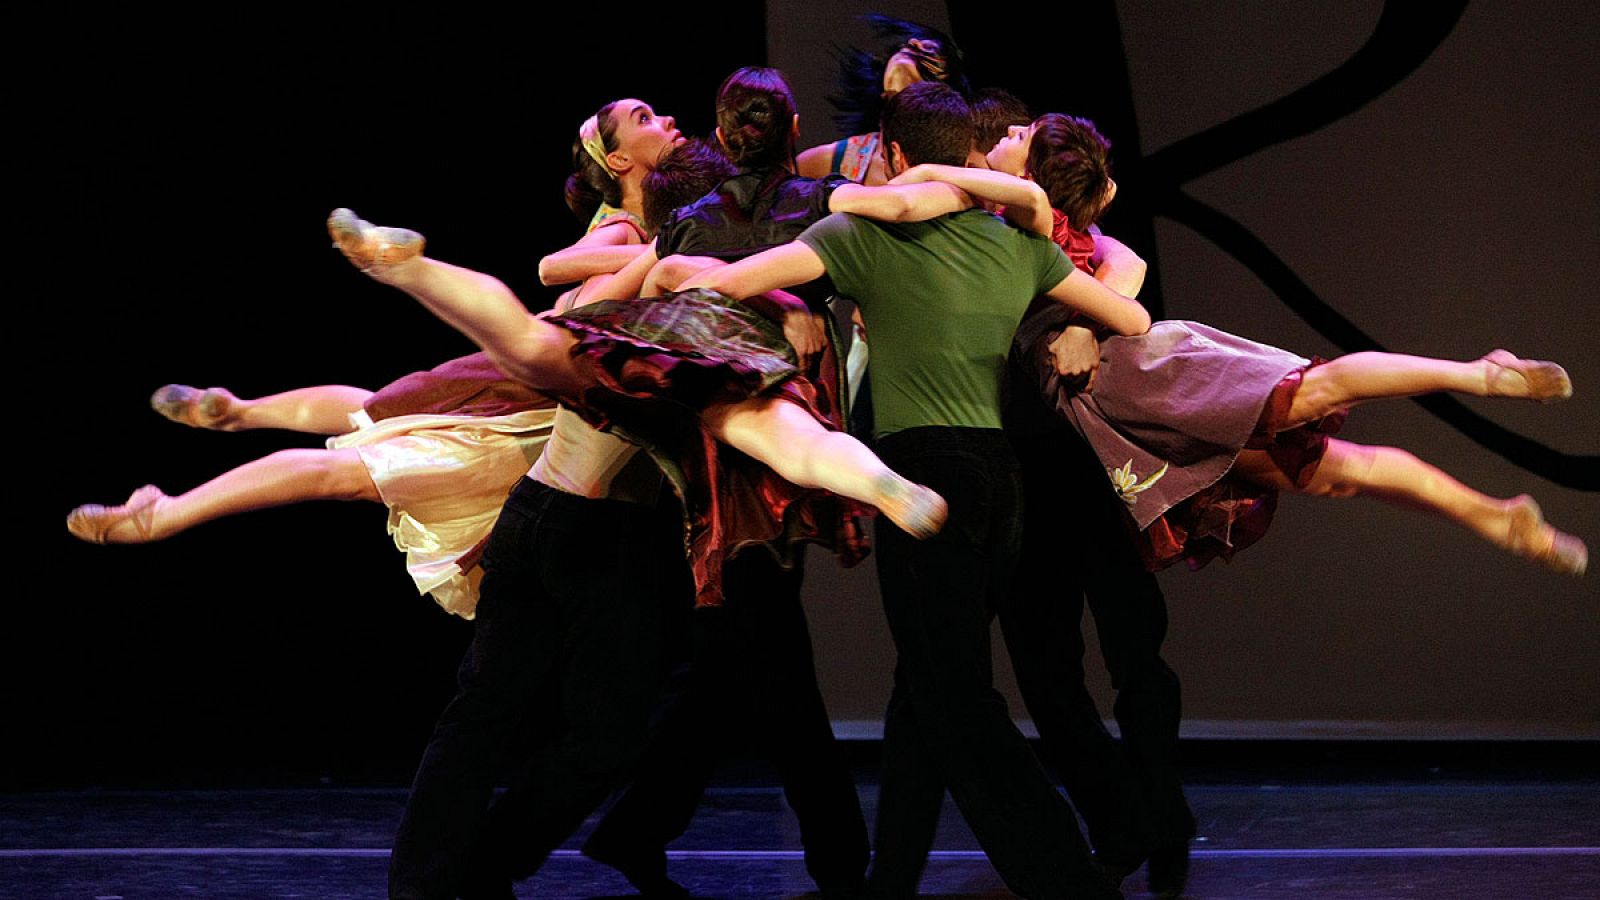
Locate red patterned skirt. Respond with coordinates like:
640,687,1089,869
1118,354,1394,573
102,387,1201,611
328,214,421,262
550,289,870,606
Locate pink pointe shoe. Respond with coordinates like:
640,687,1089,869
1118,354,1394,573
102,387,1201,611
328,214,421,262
875,475,949,539
1504,495,1588,577
327,208,425,273
1482,350,1573,402
150,384,238,429
66,485,170,545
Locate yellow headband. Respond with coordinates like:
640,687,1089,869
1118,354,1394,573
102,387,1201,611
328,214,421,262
578,115,617,179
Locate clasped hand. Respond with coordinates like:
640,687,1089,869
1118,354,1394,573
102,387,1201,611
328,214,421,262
1049,324,1100,392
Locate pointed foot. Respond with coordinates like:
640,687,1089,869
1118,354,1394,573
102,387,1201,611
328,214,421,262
151,384,239,429
874,475,948,539
1504,495,1587,576
1482,349,1572,402
327,207,425,274
67,485,169,545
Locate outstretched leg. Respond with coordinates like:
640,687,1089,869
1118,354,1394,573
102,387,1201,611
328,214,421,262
1286,350,1572,427
702,395,948,538
328,210,588,399
152,384,373,434
66,448,380,544
331,209,946,536
1233,440,1587,575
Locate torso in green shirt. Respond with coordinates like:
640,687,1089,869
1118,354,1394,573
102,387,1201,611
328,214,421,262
798,208,1073,436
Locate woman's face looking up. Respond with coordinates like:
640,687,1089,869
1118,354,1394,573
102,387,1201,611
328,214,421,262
608,99,683,172
985,122,1036,178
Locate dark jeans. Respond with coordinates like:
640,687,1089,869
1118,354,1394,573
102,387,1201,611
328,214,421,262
388,478,686,900
1002,429,1197,867
867,427,1118,900
582,547,869,895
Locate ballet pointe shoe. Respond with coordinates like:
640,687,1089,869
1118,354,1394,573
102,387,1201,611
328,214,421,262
66,485,169,545
1504,495,1588,576
874,475,949,539
327,208,425,274
1481,350,1572,402
150,384,238,429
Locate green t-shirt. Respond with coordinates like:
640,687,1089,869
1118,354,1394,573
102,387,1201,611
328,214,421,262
798,209,1073,436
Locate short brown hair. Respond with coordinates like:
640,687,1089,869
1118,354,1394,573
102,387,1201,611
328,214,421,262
642,139,736,235
1027,114,1114,230
881,81,974,168
970,88,1031,153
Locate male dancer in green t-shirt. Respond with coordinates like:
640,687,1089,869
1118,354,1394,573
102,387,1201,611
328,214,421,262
683,81,1150,900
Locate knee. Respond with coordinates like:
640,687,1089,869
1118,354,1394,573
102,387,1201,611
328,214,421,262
1302,441,1380,499
277,449,377,502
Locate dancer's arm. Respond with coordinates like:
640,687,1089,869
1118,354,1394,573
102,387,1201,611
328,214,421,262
828,180,973,222
539,243,650,286
537,220,644,285
1089,231,1147,298
644,254,723,295
678,242,826,299
1043,267,1151,336
575,240,662,304
1048,230,1149,382
888,164,1052,236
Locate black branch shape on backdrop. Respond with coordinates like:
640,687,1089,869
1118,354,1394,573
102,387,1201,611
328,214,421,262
1138,1,1598,491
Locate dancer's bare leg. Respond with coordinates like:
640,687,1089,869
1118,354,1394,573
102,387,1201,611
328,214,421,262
152,384,372,434
702,396,948,538
1232,440,1587,575
1287,350,1572,426
328,210,587,399
330,211,944,534
66,448,380,545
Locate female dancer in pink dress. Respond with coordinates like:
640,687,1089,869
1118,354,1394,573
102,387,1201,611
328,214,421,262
906,113,1586,575
62,99,722,617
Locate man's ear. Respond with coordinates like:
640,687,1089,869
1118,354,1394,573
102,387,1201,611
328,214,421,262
715,126,729,153
886,139,908,178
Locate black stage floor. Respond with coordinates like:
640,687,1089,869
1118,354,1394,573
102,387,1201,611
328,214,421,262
5,759,1599,899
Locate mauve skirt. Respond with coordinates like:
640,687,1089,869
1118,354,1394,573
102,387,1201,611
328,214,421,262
1020,319,1347,570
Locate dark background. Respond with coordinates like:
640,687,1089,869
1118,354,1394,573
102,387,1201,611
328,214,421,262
18,1,1597,789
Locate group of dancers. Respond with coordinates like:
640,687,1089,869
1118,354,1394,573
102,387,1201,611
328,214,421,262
67,15,1586,900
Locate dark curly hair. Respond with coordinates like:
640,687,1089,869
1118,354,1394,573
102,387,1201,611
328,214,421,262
642,138,736,234
970,88,1032,154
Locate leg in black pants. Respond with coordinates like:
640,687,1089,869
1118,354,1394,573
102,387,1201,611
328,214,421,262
583,548,869,898
388,479,682,900
866,427,1118,900
1003,429,1196,885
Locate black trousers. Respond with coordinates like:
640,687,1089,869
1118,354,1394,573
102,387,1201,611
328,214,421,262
582,547,870,895
1002,428,1196,865
388,478,686,900
866,427,1118,900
